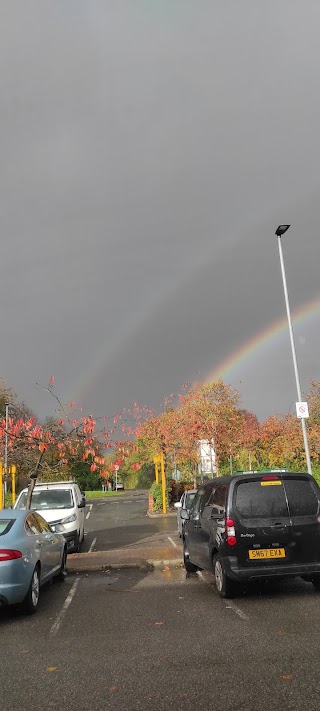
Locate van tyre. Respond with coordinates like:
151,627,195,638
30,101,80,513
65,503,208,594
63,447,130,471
183,541,198,573
22,565,40,614
56,548,67,581
213,555,238,599
311,575,320,591
72,534,80,553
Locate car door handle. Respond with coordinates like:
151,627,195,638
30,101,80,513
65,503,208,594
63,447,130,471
271,523,286,528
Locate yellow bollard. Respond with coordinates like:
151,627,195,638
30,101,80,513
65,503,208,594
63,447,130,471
0,462,3,510
11,465,16,505
153,456,158,484
160,451,166,514
153,455,161,484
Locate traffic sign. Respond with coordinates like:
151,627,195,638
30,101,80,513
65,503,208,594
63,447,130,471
114,464,120,471
296,402,309,419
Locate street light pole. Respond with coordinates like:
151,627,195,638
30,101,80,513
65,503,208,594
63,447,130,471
275,225,312,476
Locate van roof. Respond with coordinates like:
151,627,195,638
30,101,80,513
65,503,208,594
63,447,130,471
20,481,76,491
200,471,312,487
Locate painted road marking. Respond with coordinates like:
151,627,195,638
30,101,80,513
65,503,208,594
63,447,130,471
88,537,97,553
49,578,81,637
224,600,249,620
197,571,248,619
86,504,93,520
168,536,178,548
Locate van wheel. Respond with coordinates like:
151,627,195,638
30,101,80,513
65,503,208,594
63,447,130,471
183,541,198,573
213,555,237,598
56,548,67,581
311,575,320,591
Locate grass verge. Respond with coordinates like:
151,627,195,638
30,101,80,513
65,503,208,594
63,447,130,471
84,490,126,500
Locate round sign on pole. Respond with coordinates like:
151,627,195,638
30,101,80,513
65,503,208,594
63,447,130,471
296,402,309,419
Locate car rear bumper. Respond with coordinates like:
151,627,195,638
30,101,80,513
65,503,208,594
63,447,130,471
0,581,30,606
224,556,320,582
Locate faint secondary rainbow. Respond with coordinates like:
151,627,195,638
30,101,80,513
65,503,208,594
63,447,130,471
206,295,320,384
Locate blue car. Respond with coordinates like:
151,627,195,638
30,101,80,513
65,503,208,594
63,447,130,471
0,509,67,614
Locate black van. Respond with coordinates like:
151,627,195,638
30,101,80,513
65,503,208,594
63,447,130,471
182,471,320,597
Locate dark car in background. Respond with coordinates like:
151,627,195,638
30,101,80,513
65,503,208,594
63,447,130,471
182,471,320,598
174,489,197,537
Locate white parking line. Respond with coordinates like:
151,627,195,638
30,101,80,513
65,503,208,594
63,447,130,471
49,578,81,637
86,504,93,520
196,572,249,620
224,600,249,621
167,536,178,548
88,537,97,553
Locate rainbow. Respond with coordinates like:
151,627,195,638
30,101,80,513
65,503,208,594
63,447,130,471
67,292,320,410
206,294,320,383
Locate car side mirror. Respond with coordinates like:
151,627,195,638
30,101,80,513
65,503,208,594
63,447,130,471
180,509,190,520
78,500,86,509
174,502,182,509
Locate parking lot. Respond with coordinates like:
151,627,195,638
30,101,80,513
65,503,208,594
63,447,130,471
2,565,320,711
2,494,320,710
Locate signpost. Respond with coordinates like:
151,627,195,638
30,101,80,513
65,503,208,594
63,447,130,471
114,464,119,490
296,402,309,419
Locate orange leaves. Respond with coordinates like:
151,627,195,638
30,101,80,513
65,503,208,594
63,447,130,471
38,442,48,453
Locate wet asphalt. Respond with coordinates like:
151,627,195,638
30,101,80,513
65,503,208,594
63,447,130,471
2,492,320,710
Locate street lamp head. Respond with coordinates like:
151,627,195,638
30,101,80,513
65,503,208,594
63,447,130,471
275,224,290,236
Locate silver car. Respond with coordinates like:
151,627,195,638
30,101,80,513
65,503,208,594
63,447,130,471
0,509,67,614
174,489,197,537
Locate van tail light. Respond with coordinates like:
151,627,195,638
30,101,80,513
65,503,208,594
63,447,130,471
225,518,237,546
0,549,23,562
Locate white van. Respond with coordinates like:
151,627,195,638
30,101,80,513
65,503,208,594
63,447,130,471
14,481,86,553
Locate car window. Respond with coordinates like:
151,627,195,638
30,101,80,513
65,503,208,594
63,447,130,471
200,485,215,512
284,479,319,517
190,487,206,518
25,514,42,535
0,519,15,535
212,485,227,509
185,492,196,510
34,513,52,533
17,489,74,510
235,480,289,519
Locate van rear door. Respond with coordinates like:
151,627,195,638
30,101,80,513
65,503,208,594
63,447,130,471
232,476,292,568
282,475,320,565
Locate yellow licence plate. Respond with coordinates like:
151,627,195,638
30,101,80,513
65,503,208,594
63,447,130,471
249,548,285,560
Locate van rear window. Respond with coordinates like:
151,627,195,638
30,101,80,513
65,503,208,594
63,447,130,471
284,479,319,517
235,481,288,519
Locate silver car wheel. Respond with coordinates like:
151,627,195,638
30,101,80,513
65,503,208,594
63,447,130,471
214,559,223,593
31,569,40,607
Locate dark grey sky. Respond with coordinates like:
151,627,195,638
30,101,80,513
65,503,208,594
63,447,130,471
1,1,320,423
